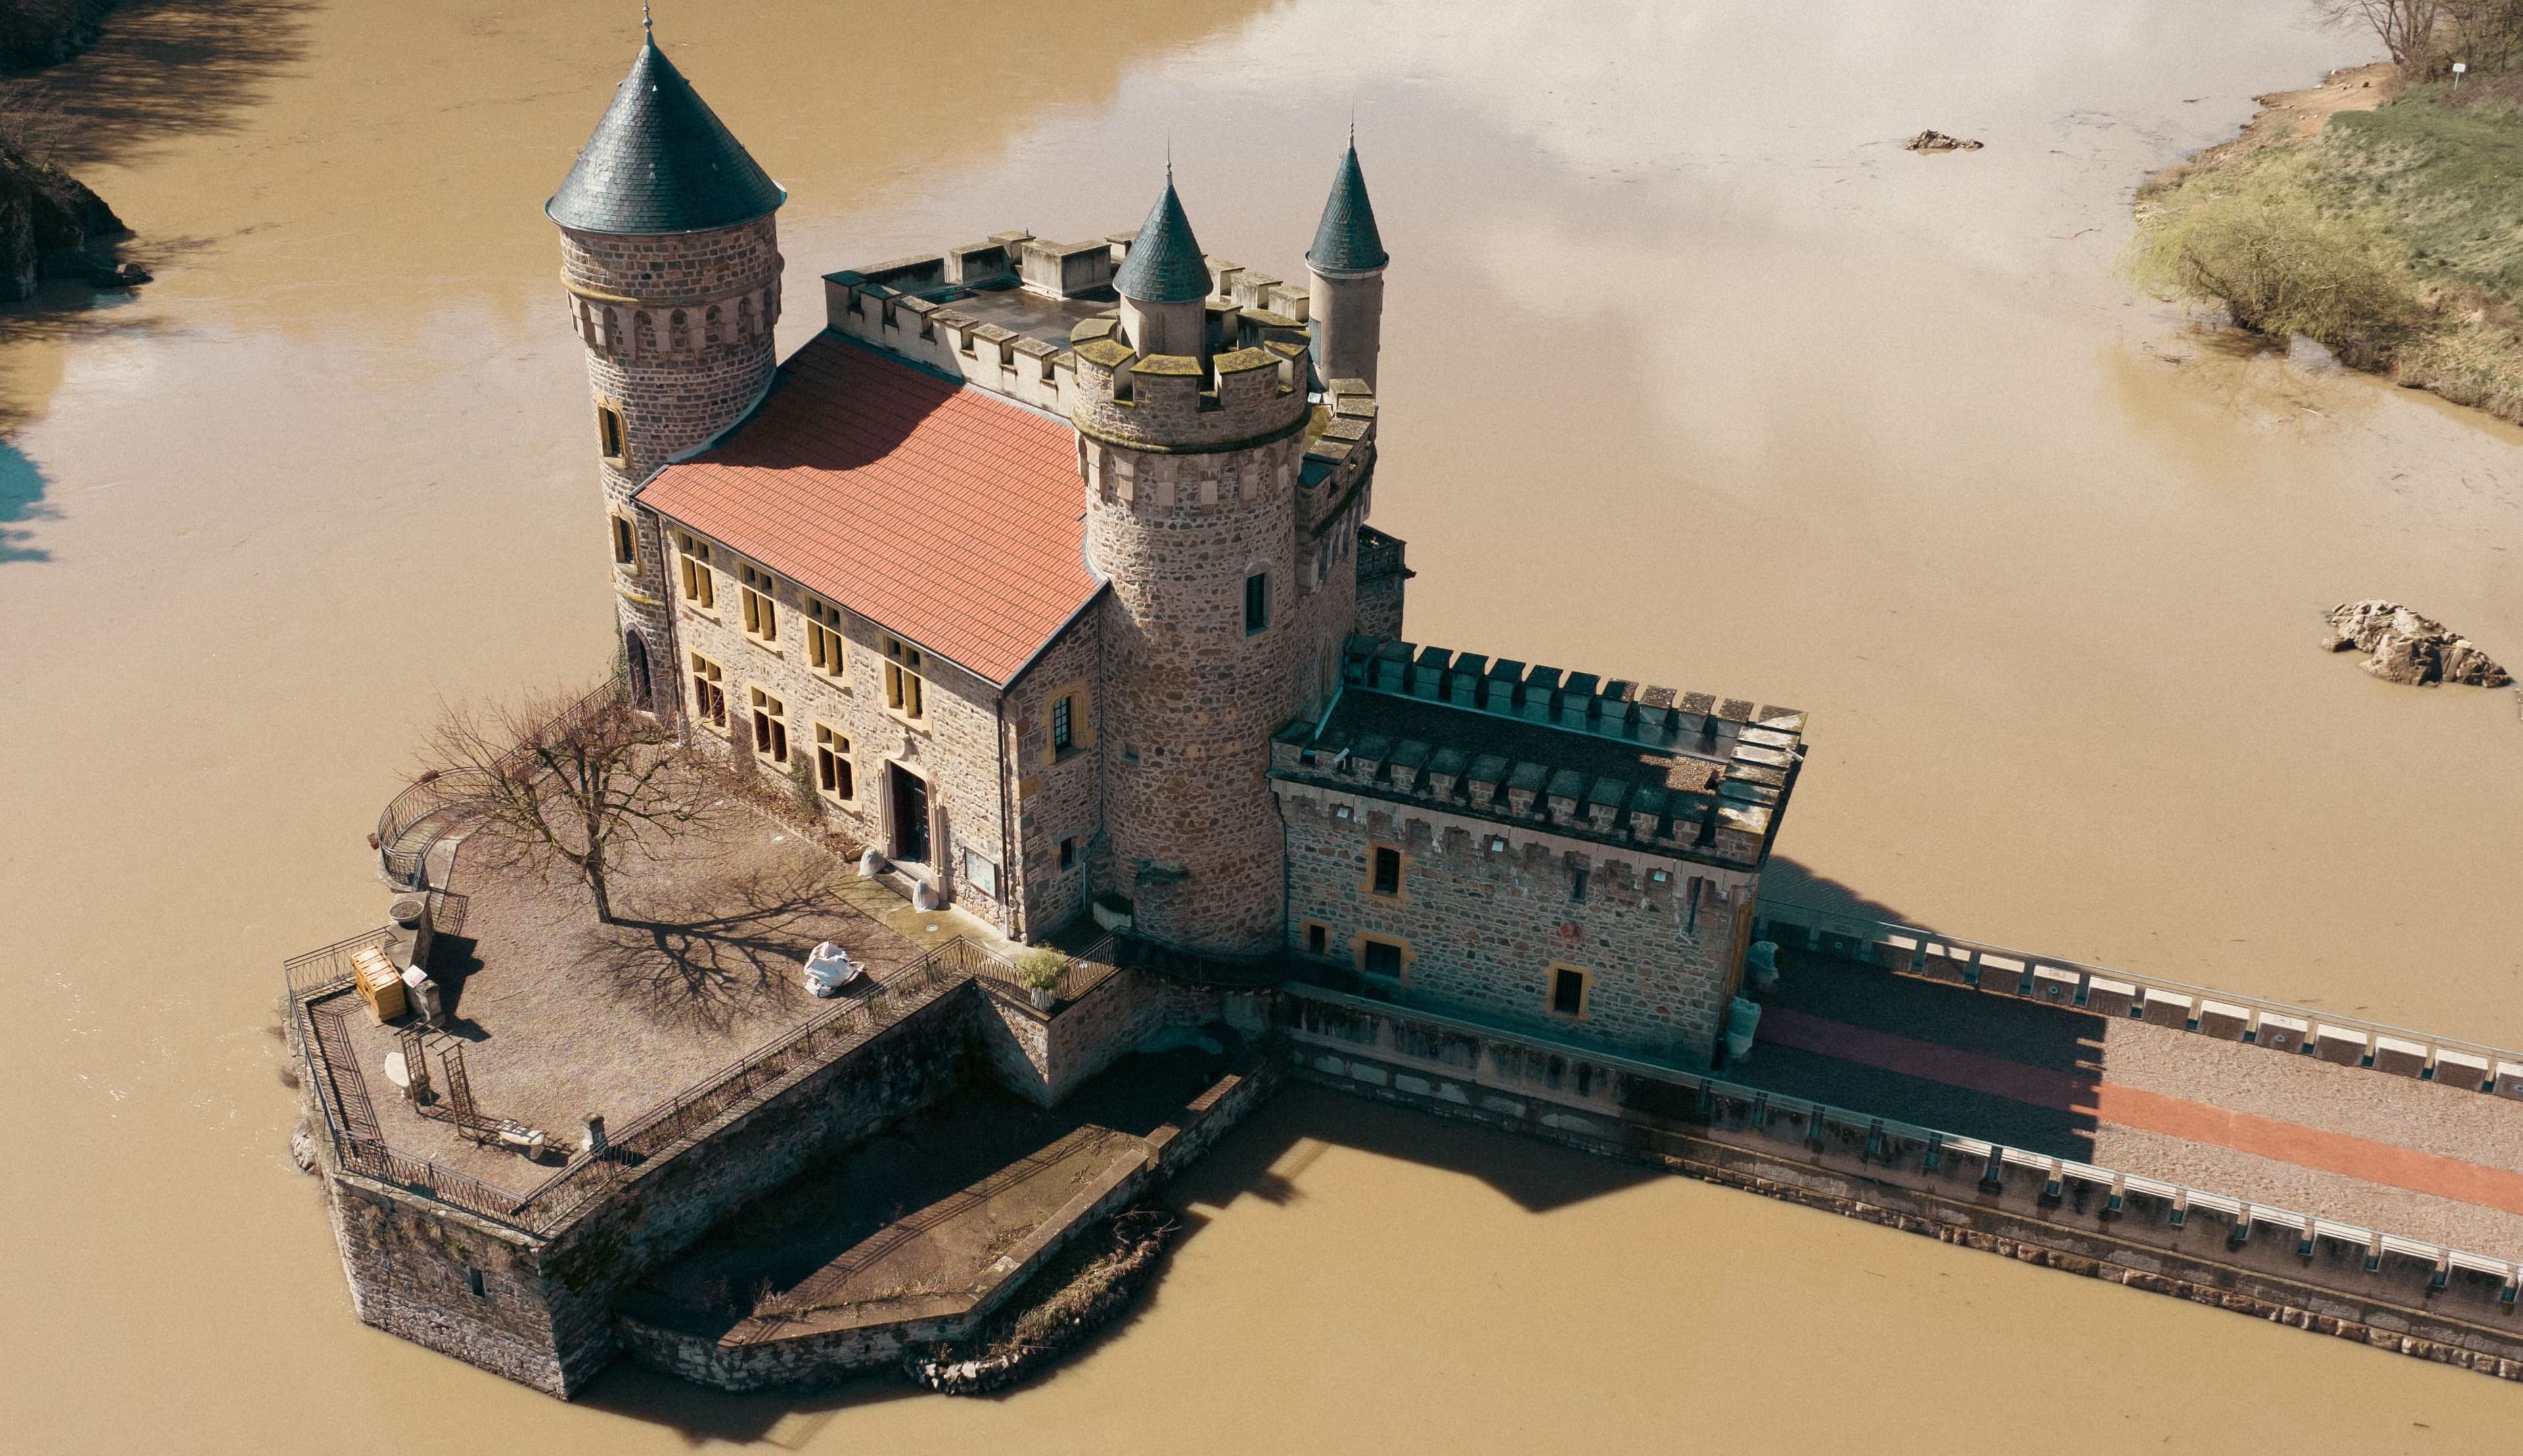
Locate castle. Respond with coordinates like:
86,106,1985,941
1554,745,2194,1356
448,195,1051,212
553,28,1805,1066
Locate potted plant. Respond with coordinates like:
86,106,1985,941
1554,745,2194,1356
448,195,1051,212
1014,947,1068,1010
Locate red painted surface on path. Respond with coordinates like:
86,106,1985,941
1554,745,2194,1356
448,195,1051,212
1760,1007,2523,1218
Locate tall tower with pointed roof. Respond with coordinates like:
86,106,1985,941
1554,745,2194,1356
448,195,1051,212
1306,138,1388,389
1072,173,1330,956
549,22,784,716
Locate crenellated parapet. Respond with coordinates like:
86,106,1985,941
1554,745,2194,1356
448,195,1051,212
1269,635,1808,875
1067,321,1311,455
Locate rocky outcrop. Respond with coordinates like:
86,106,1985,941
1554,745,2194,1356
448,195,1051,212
0,138,129,298
2323,601,2512,687
1905,130,1984,152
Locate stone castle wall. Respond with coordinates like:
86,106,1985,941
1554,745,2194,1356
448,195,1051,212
1280,794,1749,1065
1006,615,1104,938
1083,425,1311,955
319,978,976,1396
558,215,783,723
663,541,1020,933
1281,987,2523,1386
976,968,1229,1106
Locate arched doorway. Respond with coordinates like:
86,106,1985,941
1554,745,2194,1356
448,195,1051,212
624,629,652,711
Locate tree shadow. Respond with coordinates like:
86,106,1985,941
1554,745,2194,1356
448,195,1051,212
586,861,879,1034
0,0,317,171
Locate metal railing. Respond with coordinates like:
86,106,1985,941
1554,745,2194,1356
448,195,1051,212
959,934,1124,1009
289,926,989,1235
1281,980,2523,1288
372,674,627,888
1755,893,2523,1089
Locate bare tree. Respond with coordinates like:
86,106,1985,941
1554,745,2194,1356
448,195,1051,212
2311,0,2446,68
422,680,706,924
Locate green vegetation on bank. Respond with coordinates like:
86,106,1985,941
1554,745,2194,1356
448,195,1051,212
2130,78,2523,421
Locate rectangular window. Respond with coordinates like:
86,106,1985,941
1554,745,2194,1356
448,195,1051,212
739,564,778,645
1058,836,1076,871
748,687,787,763
676,532,715,609
804,597,846,677
1570,865,1589,903
1550,966,1588,1018
1306,923,1328,957
1361,939,1403,980
689,652,725,730
1051,694,1074,754
813,723,854,800
465,1265,487,1300
596,403,626,465
1371,846,1402,897
610,514,637,567
884,636,925,720
1244,572,1270,634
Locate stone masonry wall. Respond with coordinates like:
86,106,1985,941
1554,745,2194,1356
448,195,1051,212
1282,990,2523,1386
1005,613,1104,939
1282,796,1745,1066
530,980,979,1392
1084,427,1313,955
662,537,1018,934
317,979,976,1396
975,970,1227,1106
559,216,782,727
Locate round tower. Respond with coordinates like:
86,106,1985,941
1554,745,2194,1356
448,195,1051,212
547,22,784,716
1306,137,1388,389
1076,177,1316,957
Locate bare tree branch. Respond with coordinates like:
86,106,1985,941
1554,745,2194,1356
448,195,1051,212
420,680,723,924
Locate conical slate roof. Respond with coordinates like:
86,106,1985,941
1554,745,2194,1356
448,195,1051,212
1113,175,1213,304
547,34,784,235
1307,143,1388,273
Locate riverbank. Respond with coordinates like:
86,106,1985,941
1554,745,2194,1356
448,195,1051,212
2133,61,2523,423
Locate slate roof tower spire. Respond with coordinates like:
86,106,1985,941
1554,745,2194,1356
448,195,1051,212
1112,169,1214,361
1306,135,1389,389
549,24,786,721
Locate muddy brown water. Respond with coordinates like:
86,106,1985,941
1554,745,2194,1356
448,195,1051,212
3,0,2518,1448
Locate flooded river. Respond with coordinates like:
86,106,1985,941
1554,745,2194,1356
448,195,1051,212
5,0,2519,1448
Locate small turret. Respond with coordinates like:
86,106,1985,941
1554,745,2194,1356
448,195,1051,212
1113,173,1212,361
1306,137,1388,389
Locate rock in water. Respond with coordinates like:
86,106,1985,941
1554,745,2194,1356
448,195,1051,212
2322,601,2512,687
1904,130,1984,152
0,139,127,300
290,1120,319,1174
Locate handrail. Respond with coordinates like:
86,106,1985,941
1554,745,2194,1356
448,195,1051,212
1281,980,2522,1282
288,931,988,1237
1755,893,2523,1087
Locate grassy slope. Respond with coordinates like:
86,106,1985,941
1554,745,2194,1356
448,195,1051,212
2141,80,2523,422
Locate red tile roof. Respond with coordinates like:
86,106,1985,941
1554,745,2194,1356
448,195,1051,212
638,333,1100,685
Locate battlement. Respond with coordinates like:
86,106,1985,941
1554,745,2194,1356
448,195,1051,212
1269,637,1806,873
822,231,1352,459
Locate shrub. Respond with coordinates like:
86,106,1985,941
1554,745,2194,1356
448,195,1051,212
2127,184,2416,355
1014,947,1068,992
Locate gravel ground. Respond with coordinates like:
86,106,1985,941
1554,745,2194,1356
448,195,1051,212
2101,1018,2523,1175
2089,1122,2523,1262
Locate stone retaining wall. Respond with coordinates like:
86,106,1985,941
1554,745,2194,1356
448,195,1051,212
1281,987,2523,1382
614,1053,1281,1391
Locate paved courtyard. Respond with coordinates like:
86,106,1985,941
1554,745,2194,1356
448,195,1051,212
336,794,936,1191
